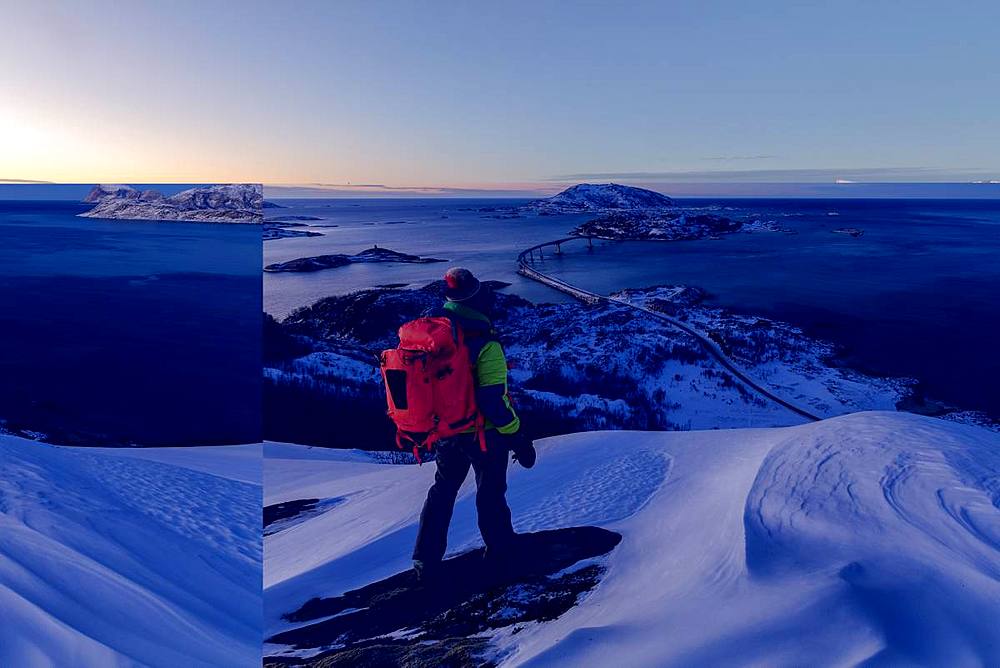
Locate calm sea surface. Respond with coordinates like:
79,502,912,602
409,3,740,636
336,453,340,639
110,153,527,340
0,199,261,446
264,197,1000,419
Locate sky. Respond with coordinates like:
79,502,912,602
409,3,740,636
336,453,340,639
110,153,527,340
3,1,999,195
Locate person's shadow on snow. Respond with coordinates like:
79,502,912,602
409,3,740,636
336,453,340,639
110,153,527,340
266,526,622,665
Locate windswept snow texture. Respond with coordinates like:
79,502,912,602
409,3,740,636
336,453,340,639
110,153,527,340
265,413,1000,666
0,437,262,667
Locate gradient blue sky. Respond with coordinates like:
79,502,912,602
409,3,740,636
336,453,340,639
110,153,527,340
3,1,998,195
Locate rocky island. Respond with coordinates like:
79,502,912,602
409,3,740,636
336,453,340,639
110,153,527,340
80,184,262,223
523,183,675,214
524,183,753,241
263,246,446,273
264,222,323,241
573,210,742,240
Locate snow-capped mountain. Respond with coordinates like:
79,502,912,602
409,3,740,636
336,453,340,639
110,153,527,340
81,184,140,203
262,412,1000,666
525,183,675,214
80,183,263,223
522,184,753,241
0,435,262,667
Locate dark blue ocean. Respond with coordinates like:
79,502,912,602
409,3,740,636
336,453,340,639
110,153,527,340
0,199,261,446
264,197,1000,420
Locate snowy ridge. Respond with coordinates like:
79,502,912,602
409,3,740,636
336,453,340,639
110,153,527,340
79,184,263,224
263,412,1000,665
0,437,262,667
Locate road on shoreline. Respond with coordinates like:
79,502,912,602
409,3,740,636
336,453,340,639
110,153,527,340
517,237,821,423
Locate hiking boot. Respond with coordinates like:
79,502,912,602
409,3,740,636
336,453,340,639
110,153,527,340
412,559,442,585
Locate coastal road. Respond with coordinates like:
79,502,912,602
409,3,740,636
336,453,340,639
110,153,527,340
517,238,822,423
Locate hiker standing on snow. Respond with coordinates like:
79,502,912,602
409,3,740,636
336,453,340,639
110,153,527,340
411,267,536,581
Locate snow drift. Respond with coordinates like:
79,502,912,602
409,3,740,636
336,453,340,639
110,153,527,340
0,437,262,667
264,412,1000,666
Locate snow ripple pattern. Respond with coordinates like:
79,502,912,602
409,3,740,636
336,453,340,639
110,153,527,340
514,447,669,533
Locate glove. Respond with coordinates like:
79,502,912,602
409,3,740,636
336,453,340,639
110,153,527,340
507,431,536,469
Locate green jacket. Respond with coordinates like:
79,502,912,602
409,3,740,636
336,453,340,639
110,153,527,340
443,301,520,434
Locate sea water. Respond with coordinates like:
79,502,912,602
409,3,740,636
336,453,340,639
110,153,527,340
0,199,261,446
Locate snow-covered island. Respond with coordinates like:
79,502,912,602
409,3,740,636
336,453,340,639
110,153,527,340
523,183,675,214
264,247,446,273
79,184,263,224
524,183,766,241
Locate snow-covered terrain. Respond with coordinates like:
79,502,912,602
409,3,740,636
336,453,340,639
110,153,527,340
79,184,263,224
612,285,915,420
0,436,262,667
263,412,1000,666
264,282,914,450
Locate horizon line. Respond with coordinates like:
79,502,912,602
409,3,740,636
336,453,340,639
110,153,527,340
263,181,1000,200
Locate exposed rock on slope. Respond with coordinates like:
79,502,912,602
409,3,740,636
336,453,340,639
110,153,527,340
262,413,1000,666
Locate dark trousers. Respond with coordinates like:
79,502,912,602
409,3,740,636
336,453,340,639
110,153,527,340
412,431,515,563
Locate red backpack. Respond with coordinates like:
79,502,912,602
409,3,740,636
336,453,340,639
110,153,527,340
380,316,486,462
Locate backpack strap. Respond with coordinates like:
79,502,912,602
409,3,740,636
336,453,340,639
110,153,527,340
475,413,487,452
395,430,441,465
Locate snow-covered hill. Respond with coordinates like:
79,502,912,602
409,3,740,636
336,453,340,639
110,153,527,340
263,412,1000,666
0,436,262,667
79,184,263,224
526,183,674,214
264,282,915,450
